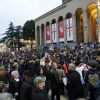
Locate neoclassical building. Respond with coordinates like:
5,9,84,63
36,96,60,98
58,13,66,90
35,0,100,46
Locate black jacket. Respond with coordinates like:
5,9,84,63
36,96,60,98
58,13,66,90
20,78,34,100
49,68,61,91
31,87,49,100
66,70,84,99
8,78,22,100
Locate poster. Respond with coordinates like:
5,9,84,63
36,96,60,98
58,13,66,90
46,25,50,43
51,23,57,43
66,18,73,41
58,20,64,42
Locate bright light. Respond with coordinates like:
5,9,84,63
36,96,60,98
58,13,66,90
97,1,100,10
99,33,100,42
97,1,100,6
91,8,97,16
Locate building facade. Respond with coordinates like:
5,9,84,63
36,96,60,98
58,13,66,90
35,0,100,46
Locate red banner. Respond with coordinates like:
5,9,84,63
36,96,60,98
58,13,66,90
58,20,64,42
46,25,50,43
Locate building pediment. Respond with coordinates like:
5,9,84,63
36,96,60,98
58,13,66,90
35,4,66,22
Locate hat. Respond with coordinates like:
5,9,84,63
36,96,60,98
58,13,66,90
34,77,45,87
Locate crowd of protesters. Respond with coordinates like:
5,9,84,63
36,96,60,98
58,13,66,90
0,43,100,100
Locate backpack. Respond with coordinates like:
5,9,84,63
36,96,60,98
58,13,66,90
88,71,100,87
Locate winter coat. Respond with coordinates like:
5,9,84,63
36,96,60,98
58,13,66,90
49,68,61,91
66,70,84,100
31,87,49,100
8,78,22,99
20,78,34,100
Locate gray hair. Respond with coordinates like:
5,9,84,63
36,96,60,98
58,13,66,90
68,63,76,70
0,93,15,100
34,76,45,87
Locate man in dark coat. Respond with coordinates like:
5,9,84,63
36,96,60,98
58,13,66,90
66,63,84,100
49,60,61,100
20,70,34,100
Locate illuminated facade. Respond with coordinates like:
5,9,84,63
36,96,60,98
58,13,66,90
35,0,100,45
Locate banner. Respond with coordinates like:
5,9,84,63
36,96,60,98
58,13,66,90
66,18,73,41
51,23,57,43
58,20,64,42
46,25,50,43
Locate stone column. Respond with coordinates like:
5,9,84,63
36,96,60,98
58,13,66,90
44,24,47,45
97,0,100,42
83,10,89,43
40,26,42,45
64,17,67,44
50,22,52,43
89,17,93,42
72,14,77,42
56,20,59,43
35,27,37,46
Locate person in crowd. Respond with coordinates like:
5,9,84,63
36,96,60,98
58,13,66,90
18,59,25,78
56,62,65,95
66,63,84,100
8,71,22,100
31,76,49,100
75,63,85,86
49,60,61,100
0,81,15,100
6,63,12,82
20,70,34,100
35,67,48,92
0,66,6,82
85,60,100,100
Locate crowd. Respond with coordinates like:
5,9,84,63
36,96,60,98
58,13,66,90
0,44,100,100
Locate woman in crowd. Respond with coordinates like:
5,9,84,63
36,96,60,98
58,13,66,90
31,76,49,100
0,81,15,100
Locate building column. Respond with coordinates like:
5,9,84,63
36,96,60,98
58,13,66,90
50,23,52,43
35,27,38,46
56,20,59,43
64,17,67,44
97,0,100,42
89,17,93,42
72,14,77,42
40,26,42,45
44,24,47,45
83,10,89,43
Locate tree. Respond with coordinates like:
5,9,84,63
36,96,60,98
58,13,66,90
23,20,35,40
14,25,23,50
5,22,15,51
2,22,23,51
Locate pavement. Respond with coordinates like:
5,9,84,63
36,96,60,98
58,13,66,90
48,90,89,100
48,90,68,100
